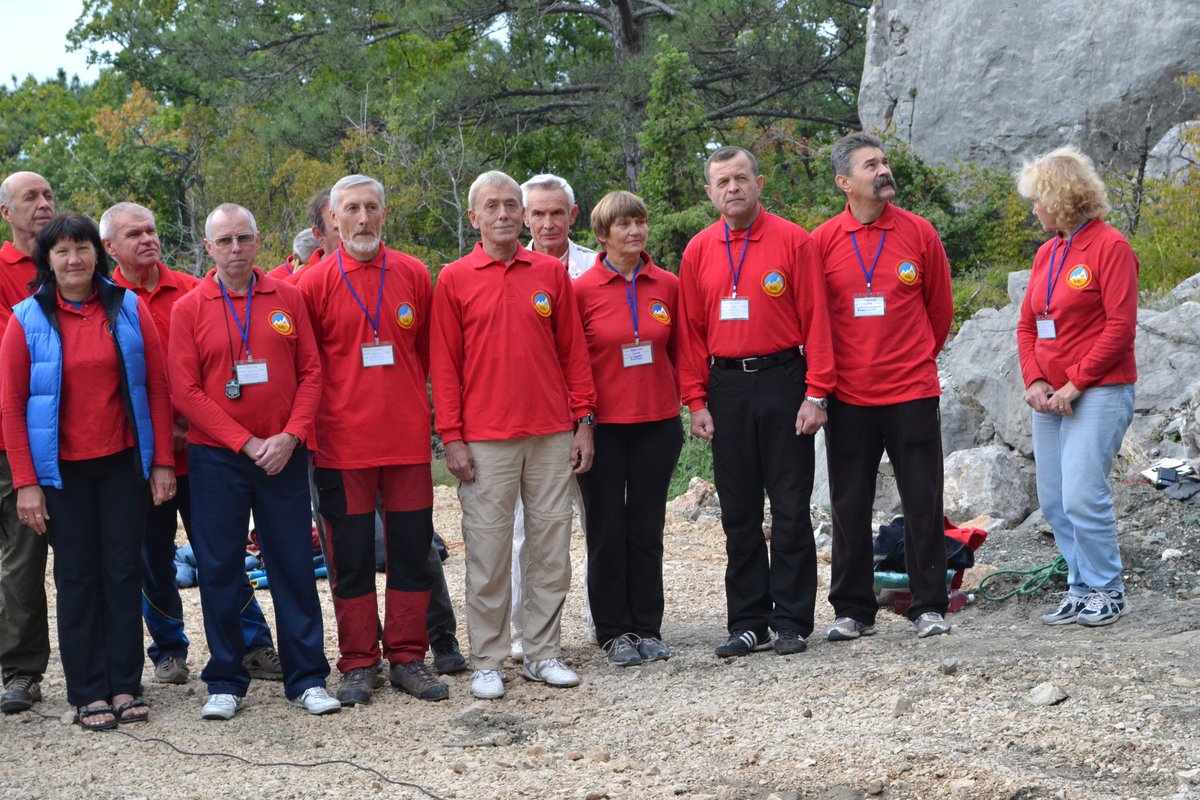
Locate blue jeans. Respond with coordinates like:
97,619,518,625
1031,383,1135,595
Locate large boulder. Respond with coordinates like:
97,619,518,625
858,0,1200,171
943,444,1035,525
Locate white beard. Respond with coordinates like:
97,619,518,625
343,235,381,259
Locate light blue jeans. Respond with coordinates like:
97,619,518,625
1031,383,1135,595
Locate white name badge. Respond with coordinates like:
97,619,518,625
622,342,653,367
853,293,886,317
1036,316,1057,339
361,341,396,367
720,297,750,321
234,360,269,385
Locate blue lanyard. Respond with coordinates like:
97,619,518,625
604,257,643,342
849,228,887,294
218,274,255,360
337,248,387,343
1043,219,1091,314
723,218,754,297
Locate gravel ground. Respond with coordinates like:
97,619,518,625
2,482,1199,800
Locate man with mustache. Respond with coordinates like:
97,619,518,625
0,171,54,713
297,174,449,704
811,132,954,641
102,202,283,686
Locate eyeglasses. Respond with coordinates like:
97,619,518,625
211,233,257,248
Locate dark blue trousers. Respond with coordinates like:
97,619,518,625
189,445,329,700
141,474,274,666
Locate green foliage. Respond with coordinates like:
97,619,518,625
669,409,714,499
1130,172,1200,291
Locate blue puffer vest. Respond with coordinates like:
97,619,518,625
12,278,155,489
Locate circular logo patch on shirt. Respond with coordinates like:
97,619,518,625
897,260,919,286
269,310,294,336
396,302,416,329
1067,265,1092,290
649,300,671,325
761,270,786,297
532,290,553,318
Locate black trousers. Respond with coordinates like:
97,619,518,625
708,358,818,636
44,449,147,706
577,417,683,647
826,397,948,622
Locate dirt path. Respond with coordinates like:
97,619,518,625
2,485,1198,800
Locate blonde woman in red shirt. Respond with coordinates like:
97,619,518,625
573,191,683,666
1016,146,1138,628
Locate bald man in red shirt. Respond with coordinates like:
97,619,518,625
812,133,954,642
0,171,54,713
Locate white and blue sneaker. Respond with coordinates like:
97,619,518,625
1041,593,1088,625
1076,590,1129,627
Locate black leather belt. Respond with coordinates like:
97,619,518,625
709,347,802,373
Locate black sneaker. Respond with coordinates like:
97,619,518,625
772,629,808,655
390,660,450,701
243,646,284,681
0,675,42,714
430,635,468,675
714,630,772,658
337,665,385,706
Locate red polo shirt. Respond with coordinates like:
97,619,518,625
812,203,953,406
1,289,175,488
296,244,432,468
431,242,597,444
676,207,835,411
0,242,38,452
113,262,201,474
573,253,680,424
1017,219,1138,391
168,266,321,453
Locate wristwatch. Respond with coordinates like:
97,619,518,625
804,396,829,410
576,413,596,430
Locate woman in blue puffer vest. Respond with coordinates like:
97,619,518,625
0,213,175,730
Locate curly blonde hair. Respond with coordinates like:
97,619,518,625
1016,146,1111,225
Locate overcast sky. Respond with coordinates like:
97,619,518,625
2,1,104,86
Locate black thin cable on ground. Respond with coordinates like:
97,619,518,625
29,708,447,800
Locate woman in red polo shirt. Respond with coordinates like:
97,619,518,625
573,191,683,666
1015,147,1138,628
0,214,174,730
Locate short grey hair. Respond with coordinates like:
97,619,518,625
520,174,576,207
330,174,385,212
99,202,155,240
704,146,759,184
204,203,258,240
831,132,884,179
292,228,320,261
468,171,522,213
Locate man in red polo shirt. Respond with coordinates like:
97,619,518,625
297,174,448,705
170,202,338,719
0,171,54,713
812,133,954,641
101,202,283,686
677,146,835,659
431,170,597,700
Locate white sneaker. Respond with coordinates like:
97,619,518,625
471,669,506,700
290,686,341,715
510,639,524,661
201,693,241,720
522,657,580,688
913,612,952,638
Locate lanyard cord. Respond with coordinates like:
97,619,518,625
337,248,387,343
604,256,643,342
218,274,255,361
1043,219,1092,314
849,228,887,294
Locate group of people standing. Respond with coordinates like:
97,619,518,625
0,132,1138,728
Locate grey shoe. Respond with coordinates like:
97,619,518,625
0,675,42,714
827,617,877,641
602,634,643,667
913,612,952,638
390,660,449,701
153,655,190,684
242,646,284,681
636,637,671,663
336,665,385,706
430,635,468,675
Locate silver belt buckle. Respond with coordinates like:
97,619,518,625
740,358,759,373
